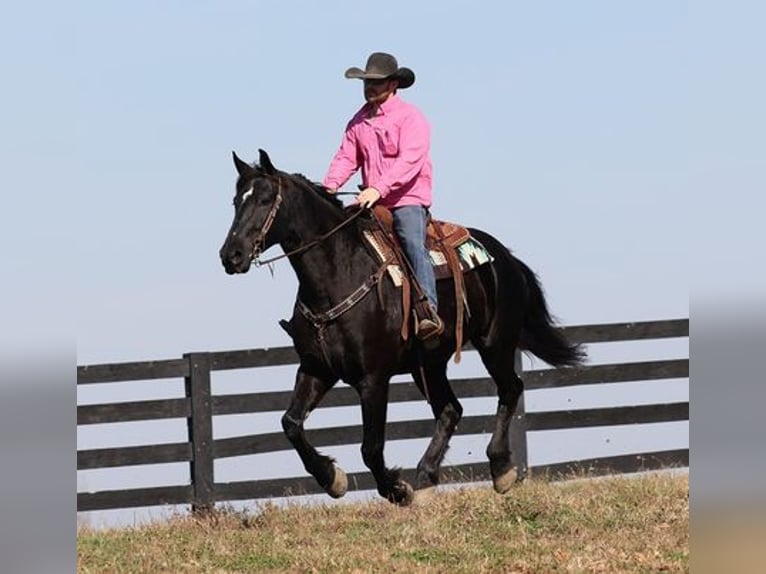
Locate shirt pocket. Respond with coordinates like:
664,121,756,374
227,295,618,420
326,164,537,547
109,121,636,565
375,127,399,157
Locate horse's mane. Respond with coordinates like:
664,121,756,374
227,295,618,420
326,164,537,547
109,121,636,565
289,173,345,212
287,171,377,232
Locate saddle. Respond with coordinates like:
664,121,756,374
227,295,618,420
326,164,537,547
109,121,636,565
364,205,473,362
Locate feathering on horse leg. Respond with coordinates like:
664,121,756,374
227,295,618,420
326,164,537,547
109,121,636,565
281,369,345,498
358,376,414,506
412,364,463,491
474,342,524,494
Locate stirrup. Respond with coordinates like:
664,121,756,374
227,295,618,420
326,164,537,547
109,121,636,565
416,315,444,342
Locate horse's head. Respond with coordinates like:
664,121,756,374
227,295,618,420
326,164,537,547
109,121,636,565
219,149,284,274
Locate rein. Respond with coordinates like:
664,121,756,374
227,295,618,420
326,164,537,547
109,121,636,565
249,177,366,266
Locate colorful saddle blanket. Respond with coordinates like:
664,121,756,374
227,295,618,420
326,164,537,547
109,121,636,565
362,228,494,286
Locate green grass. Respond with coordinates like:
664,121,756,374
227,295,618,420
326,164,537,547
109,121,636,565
78,472,688,573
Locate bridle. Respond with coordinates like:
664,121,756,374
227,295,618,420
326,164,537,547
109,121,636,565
245,175,366,266
248,177,284,263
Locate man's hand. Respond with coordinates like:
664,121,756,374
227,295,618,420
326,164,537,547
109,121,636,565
356,187,381,208
325,187,337,194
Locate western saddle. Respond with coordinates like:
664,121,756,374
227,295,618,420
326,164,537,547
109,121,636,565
367,205,470,363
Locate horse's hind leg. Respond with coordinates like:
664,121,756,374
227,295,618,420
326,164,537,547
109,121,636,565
412,362,463,492
356,375,414,506
474,343,524,493
281,367,345,498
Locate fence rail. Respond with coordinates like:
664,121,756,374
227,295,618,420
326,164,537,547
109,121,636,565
77,318,689,513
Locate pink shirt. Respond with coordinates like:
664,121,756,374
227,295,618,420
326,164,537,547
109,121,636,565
323,94,433,208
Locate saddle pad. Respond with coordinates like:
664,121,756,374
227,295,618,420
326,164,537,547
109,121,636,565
363,230,494,286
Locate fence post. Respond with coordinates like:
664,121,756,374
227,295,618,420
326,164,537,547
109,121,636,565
510,349,528,480
184,352,214,514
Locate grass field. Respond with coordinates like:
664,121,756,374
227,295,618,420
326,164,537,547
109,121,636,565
78,472,688,573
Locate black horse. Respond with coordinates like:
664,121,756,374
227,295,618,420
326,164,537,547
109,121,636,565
219,149,585,505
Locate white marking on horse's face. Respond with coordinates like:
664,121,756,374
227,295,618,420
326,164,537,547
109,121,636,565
241,186,254,203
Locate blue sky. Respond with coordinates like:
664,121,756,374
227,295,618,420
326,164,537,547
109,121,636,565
62,1,697,363
3,2,763,363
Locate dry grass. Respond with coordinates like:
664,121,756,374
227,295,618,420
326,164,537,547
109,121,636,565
78,472,688,573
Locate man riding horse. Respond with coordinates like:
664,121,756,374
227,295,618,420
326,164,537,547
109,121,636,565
324,52,444,342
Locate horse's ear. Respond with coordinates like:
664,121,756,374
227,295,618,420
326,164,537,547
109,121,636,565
258,149,276,175
232,151,253,178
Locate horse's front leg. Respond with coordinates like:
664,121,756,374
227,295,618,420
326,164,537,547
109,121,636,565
281,367,345,498
357,376,414,506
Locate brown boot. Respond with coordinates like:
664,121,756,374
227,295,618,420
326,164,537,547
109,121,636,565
416,314,444,342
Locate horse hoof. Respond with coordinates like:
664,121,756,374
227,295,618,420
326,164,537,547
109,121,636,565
493,467,518,494
392,481,415,506
412,486,437,506
327,465,348,498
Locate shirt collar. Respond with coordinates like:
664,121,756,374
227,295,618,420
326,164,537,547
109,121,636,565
378,93,400,114
363,93,401,118
380,94,400,114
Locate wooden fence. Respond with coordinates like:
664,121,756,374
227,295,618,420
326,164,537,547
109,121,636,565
77,318,689,513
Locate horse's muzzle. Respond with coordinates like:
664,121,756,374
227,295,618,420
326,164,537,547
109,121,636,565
220,243,252,274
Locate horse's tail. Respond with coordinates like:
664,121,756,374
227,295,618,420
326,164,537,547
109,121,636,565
515,257,586,368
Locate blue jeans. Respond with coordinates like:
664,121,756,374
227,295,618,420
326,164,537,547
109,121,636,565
392,205,438,310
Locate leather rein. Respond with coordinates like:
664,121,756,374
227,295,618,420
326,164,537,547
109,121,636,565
248,176,366,267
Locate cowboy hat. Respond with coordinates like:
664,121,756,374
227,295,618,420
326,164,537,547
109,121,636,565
344,52,415,89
